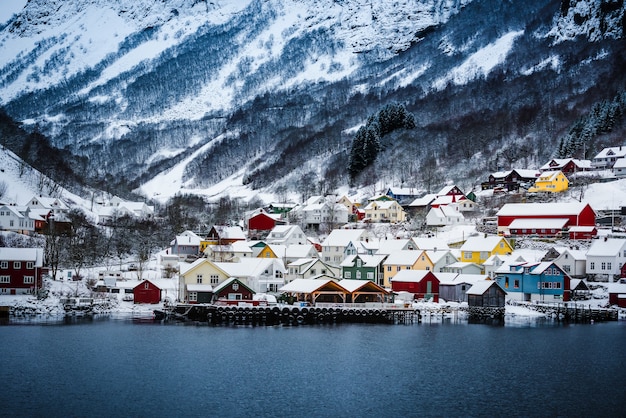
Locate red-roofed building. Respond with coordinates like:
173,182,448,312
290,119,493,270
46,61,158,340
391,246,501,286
496,203,596,237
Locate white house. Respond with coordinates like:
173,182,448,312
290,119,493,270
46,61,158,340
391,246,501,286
321,229,370,267
0,204,35,235
592,146,626,169
612,158,626,177
285,258,339,282
585,238,626,281
553,248,587,278
265,225,308,246
426,205,465,226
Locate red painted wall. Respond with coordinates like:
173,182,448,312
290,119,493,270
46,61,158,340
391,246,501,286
498,204,596,228
391,273,439,302
0,259,43,291
248,214,276,231
134,281,161,304
216,281,254,301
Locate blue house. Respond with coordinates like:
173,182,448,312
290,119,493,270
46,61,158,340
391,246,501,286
495,261,571,302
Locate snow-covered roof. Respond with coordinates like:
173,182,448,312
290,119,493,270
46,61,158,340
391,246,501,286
496,202,593,217
466,280,504,295
594,146,626,160
186,284,213,292
613,158,626,169
279,278,337,293
338,279,387,293
383,250,422,266
411,237,450,251
390,270,432,283
408,193,437,207
460,236,507,252
586,238,626,256
340,254,387,268
425,249,455,264
321,229,367,247
0,247,43,266
567,226,596,232
285,244,318,259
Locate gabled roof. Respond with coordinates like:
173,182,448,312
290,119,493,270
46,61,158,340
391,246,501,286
338,279,389,293
340,254,387,268
213,277,255,294
321,229,368,247
466,280,505,295
408,193,437,207
285,244,318,259
390,270,435,283
460,236,507,252
279,278,344,293
411,237,450,251
383,250,422,266
425,249,456,264
594,146,626,159
496,202,594,217
586,238,626,257
0,248,44,266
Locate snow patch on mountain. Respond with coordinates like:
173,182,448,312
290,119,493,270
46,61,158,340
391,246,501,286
520,55,561,76
432,30,523,90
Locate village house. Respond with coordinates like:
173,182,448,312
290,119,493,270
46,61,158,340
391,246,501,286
205,225,246,246
437,273,487,303
247,209,286,234
341,254,387,287
481,169,540,191
585,238,626,282
212,278,256,304
283,244,320,264
382,250,424,288
459,235,513,264
0,247,44,295
286,258,339,282
441,261,484,275
496,202,596,237
385,186,423,205
337,194,364,222
265,225,308,247
592,145,626,169
494,261,571,302
338,279,390,303
170,230,203,259
527,170,569,193
540,158,591,174
390,270,439,302
425,205,465,226
204,240,253,262
551,247,587,278
612,158,626,178
425,249,458,273
363,199,407,223
321,229,370,267
466,280,507,309
0,204,35,235
133,279,178,304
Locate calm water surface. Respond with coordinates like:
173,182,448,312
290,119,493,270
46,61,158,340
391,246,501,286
1,316,625,418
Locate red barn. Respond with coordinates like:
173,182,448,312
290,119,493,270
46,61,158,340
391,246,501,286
133,280,162,304
248,212,285,231
0,248,44,295
496,202,596,236
390,270,439,302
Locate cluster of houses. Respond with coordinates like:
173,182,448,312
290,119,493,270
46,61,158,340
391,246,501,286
79,200,626,309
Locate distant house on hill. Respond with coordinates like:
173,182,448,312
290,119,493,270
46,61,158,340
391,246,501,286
527,171,569,193
540,158,590,174
481,169,540,191
592,146,626,169
385,187,422,205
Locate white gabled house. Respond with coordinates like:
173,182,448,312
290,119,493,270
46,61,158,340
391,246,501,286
592,146,626,169
585,238,626,281
321,229,370,267
426,205,465,226
265,225,308,246
552,248,587,278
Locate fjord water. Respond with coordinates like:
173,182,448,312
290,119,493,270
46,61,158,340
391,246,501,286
1,317,625,418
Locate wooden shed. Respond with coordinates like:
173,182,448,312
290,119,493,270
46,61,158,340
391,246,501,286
338,279,390,303
133,280,161,304
212,278,254,303
466,281,506,308
279,278,348,304
390,270,439,302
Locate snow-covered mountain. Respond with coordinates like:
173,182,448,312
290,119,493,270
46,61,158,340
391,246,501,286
0,0,624,203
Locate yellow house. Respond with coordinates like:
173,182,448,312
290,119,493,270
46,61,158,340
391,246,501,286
528,170,569,193
459,236,513,264
179,259,231,302
382,250,429,288
257,244,286,259
364,200,407,223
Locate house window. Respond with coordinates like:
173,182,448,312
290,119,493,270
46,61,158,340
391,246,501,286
144,282,149,289
210,275,219,285
26,262,34,269
344,271,351,279
463,252,472,259
0,261,7,269
367,272,374,280
590,262,595,270
356,271,362,279
425,267,430,271
607,262,612,271
196,274,203,284
387,266,392,272
310,269,316,275
13,262,21,269
601,262,606,270
228,293,242,300
232,283,239,291
396,266,401,271
188,292,198,302
0,276,10,283
563,265,570,272
356,259,362,268
514,279,519,289
505,277,509,288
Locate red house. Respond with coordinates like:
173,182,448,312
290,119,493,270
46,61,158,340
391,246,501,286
390,270,439,302
0,248,44,295
248,211,285,232
212,278,255,303
496,202,596,236
133,280,162,304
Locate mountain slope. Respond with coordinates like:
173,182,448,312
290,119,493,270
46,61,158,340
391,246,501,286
0,0,624,202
